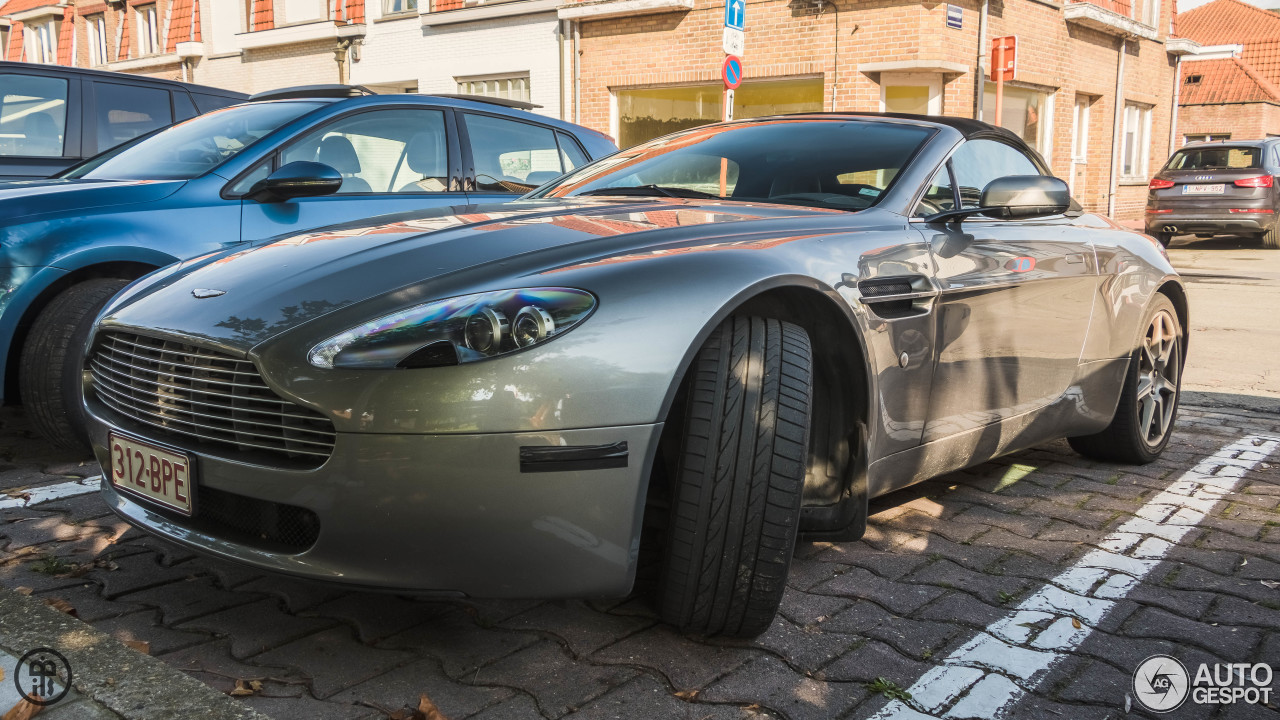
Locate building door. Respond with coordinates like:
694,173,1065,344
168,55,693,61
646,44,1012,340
1069,94,1091,195
879,73,942,115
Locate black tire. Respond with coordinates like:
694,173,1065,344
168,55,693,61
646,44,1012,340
657,316,812,637
20,278,130,453
1069,294,1182,465
1154,232,1172,248
1262,225,1280,249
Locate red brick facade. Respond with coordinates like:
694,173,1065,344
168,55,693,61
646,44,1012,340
570,0,1179,220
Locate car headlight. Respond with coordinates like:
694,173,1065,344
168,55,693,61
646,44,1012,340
308,287,596,369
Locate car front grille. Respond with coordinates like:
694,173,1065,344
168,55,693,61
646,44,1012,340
88,332,336,466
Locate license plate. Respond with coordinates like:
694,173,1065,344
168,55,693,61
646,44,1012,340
107,432,194,515
1183,184,1225,195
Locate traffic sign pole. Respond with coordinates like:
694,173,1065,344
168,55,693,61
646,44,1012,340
994,42,1004,128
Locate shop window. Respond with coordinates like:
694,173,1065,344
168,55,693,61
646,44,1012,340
983,83,1054,164
457,75,530,104
1121,102,1152,180
615,77,822,149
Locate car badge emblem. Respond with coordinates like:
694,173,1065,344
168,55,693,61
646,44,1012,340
1195,175,1212,181
192,289,226,299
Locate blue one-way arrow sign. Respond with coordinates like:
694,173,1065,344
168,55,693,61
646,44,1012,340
725,0,745,31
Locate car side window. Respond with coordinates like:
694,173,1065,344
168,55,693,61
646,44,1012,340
173,92,198,122
558,132,589,171
914,164,956,218
0,73,69,158
280,108,450,194
463,114,565,193
949,139,1041,209
94,82,174,153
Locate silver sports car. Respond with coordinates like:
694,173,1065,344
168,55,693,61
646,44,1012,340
85,114,1186,637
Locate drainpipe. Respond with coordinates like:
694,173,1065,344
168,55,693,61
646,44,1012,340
335,39,351,84
973,0,989,120
1107,36,1127,218
573,20,581,125
1169,53,1182,154
558,19,566,120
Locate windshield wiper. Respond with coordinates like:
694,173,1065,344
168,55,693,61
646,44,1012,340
580,185,719,199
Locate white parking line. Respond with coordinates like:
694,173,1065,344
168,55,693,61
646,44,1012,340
0,477,103,511
870,434,1280,720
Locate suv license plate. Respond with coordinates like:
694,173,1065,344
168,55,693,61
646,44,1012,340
108,432,194,515
1183,184,1225,195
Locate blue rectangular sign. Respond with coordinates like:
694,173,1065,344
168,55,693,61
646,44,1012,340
725,0,745,31
946,4,962,29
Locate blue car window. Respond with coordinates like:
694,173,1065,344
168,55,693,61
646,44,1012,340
949,138,1041,209
463,113,563,193
0,74,69,158
557,131,588,171
280,108,449,194
74,101,323,181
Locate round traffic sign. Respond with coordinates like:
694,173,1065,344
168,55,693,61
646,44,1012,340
722,55,742,90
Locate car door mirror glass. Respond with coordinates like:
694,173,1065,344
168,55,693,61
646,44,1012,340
246,161,343,203
978,175,1071,219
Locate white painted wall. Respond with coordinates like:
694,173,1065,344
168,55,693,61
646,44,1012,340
350,10,563,120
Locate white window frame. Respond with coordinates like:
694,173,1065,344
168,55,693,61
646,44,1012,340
87,14,107,66
381,0,418,14
1121,102,1153,180
1140,0,1159,27
878,72,942,115
1184,133,1229,145
24,19,57,64
1071,95,1090,163
456,73,531,104
136,4,159,56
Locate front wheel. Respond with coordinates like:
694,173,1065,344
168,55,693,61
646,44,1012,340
1069,294,1182,464
20,278,131,453
657,316,813,638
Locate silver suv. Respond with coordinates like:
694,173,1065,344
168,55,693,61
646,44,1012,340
1145,138,1280,249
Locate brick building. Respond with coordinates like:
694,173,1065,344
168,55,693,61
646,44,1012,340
1175,0,1280,143
559,0,1188,219
0,0,570,120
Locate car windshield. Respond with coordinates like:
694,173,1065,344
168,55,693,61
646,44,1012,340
1166,146,1262,170
64,101,324,181
530,119,934,211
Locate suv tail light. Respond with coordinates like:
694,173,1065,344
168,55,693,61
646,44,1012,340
1234,175,1274,188
1149,178,1175,190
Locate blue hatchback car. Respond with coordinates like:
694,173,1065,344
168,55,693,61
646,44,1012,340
0,88,617,450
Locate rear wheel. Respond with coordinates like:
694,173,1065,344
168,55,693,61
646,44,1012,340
1262,225,1280,249
1069,294,1182,464
657,315,812,638
21,278,130,453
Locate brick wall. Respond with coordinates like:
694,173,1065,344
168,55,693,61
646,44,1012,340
571,0,1178,221
1178,102,1280,141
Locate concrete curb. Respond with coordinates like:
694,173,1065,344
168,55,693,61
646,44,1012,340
0,588,269,720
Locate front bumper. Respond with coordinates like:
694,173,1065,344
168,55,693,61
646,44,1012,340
88,405,662,598
1145,212,1275,236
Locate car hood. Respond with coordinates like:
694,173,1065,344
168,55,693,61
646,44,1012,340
0,177,184,224
103,198,863,353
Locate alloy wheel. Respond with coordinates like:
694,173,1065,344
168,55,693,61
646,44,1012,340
1136,309,1180,447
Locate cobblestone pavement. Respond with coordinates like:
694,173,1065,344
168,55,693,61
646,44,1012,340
1,403,1277,720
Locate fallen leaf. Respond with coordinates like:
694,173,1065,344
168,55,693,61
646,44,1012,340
1262,580,1279,590
1,697,43,720
0,668,3,682
674,690,699,701
1071,617,1082,629
14,587,32,596
228,679,261,697
42,598,77,617
417,694,449,720
122,640,150,655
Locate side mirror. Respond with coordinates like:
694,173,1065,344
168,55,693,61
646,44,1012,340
246,161,343,203
978,175,1072,220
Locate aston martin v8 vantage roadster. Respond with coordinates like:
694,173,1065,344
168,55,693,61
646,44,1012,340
86,114,1186,637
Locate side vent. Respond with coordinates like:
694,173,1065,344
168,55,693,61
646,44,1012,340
857,276,927,318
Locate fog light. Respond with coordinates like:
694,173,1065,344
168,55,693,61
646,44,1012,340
514,306,555,347
464,307,508,354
